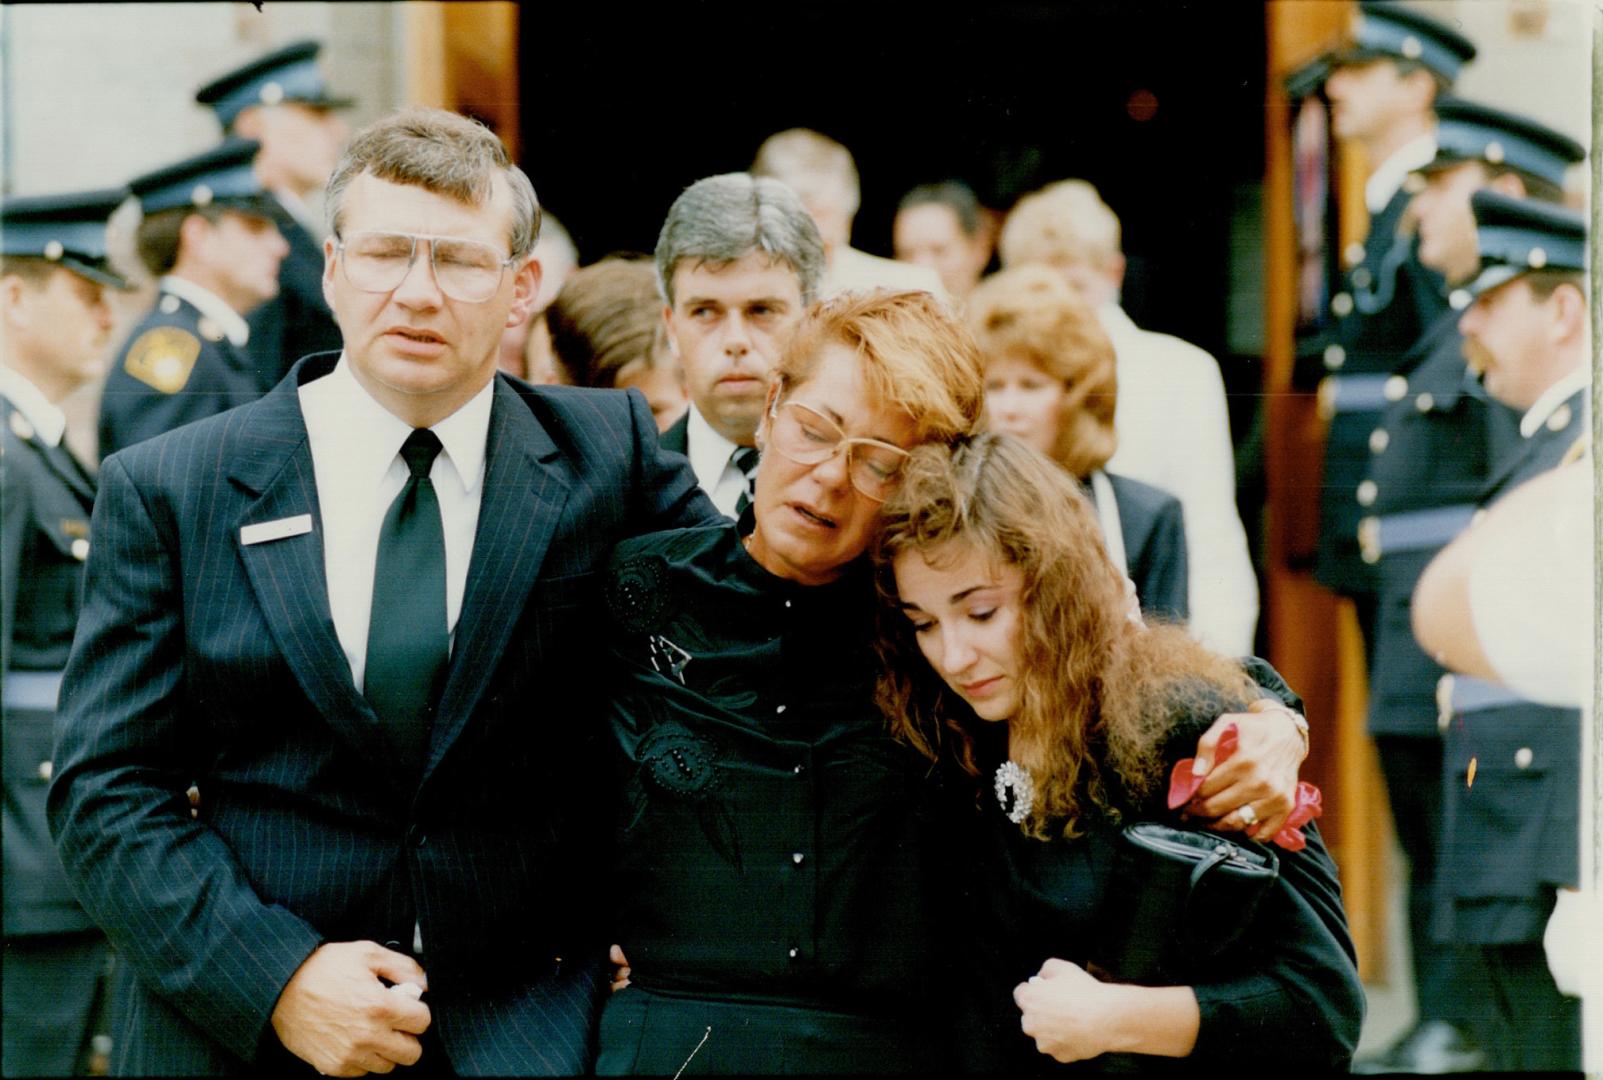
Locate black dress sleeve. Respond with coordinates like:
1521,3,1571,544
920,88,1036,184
1187,821,1364,1067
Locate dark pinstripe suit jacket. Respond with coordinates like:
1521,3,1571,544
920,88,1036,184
48,353,719,1075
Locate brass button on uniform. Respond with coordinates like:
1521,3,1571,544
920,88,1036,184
1316,379,1337,421
792,852,805,865
1352,267,1373,289
1384,375,1408,402
1358,517,1380,564
1323,344,1346,370
1369,428,1389,454
37,760,53,781
1415,392,1435,413
1331,292,1354,317
71,538,90,561
1356,480,1378,507
1344,243,1367,268
1514,747,1534,770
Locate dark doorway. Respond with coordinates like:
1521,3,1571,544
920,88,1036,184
520,0,1266,365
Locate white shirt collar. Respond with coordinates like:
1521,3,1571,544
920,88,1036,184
1519,367,1591,439
0,365,67,447
685,402,744,490
301,354,493,493
158,276,251,347
1366,132,1437,214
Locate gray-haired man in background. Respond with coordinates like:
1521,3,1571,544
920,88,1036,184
654,173,825,518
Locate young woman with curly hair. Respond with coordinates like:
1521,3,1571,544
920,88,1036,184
874,432,1364,1071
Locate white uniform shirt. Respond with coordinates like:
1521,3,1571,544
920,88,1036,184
0,366,67,447
1099,302,1259,654
157,276,250,347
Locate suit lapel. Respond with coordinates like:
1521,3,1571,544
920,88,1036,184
229,357,397,776
423,377,570,782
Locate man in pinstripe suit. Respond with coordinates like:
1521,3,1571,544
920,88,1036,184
48,109,718,1076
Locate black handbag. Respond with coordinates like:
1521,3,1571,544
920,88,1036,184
1089,821,1280,987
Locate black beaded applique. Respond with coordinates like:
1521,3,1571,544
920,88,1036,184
607,554,670,634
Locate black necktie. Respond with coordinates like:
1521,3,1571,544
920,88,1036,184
365,429,449,774
732,446,759,516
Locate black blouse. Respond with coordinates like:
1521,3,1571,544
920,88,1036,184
600,522,944,1017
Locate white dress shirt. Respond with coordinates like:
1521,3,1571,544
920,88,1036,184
299,355,492,691
1099,302,1259,654
157,276,251,346
1365,132,1437,214
685,404,754,519
0,366,67,447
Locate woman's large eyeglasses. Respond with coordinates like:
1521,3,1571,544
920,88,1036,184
767,398,911,502
333,230,519,304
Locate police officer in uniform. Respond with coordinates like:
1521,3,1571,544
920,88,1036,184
1298,2,1475,650
1352,100,1583,1074
1,188,129,1076
195,39,351,384
1431,191,1587,1073
97,138,289,458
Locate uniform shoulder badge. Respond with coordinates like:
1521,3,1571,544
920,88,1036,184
124,326,201,394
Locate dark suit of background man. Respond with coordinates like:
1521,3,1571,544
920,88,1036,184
96,139,290,459
1,189,130,1076
197,39,351,385
50,107,718,1077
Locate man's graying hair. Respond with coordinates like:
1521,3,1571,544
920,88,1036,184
325,107,541,257
654,173,825,307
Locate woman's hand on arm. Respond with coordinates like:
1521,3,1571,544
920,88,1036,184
1183,700,1307,840
1014,959,1200,1062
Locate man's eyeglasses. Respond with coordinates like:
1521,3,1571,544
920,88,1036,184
767,398,910,502
334,230,519,304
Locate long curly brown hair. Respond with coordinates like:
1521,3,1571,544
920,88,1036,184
872,433,1255,839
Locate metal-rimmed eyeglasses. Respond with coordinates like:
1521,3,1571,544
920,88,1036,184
333,230,519,304
766,398,911,502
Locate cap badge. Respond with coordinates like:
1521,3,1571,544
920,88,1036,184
260,81,285,106
1401,35,1423,59
1483,141,1505,165
192,184,214,208
43,240,65,261
1527,247,1547,268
